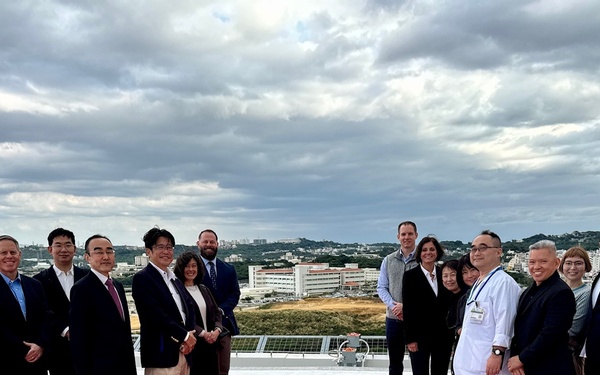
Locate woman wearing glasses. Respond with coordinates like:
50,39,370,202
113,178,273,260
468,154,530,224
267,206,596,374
559,246,592,375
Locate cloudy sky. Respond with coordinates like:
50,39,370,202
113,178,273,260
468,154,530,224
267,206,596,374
2,0,600,247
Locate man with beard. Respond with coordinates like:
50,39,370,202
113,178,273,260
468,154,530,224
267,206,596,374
197,229,240,375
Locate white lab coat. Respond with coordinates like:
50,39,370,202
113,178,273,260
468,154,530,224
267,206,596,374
454,268,520,375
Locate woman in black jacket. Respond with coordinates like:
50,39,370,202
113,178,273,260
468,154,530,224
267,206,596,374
174,251,224,375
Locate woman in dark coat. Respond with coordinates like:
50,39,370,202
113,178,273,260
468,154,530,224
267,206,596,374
174,251,224,375
402,236,452,375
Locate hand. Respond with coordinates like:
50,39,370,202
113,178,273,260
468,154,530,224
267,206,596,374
184,331,197,349
486,353,503,375
507,355,525,375
23,342,43,363
204,330,220,344
407,342,418,352
391,302,403,320
179,342,193,355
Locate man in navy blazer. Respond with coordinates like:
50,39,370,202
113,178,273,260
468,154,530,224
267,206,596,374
584,269,600,374
197,229,240,375
0,234,52,375
133,227,197,375
508,240,576,375
69,234,136,375
33,228,88,375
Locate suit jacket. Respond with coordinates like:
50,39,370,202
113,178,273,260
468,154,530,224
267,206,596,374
511,271,575,375
402,265,452,345
33,265,88,373
132,264,196,368
585,273,600,368
202,258,241,335
186,283,223,375
0,273,52,375
69,272,136,375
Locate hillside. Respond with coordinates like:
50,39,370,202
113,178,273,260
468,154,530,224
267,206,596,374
237,297,386,335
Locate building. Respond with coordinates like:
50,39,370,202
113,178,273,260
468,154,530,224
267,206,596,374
249,263,376,297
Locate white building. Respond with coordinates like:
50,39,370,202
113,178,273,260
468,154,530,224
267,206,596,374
135,254,149,266
249,262,376,297
224,254,244,263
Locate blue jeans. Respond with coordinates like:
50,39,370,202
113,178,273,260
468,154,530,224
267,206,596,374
386,317,406,375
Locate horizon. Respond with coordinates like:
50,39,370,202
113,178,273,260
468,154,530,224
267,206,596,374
15,229,600,248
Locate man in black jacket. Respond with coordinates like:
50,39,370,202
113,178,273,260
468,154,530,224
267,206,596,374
508,239,576,375
34,228,88,375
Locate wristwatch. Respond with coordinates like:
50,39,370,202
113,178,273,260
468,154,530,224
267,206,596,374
492,348,505,356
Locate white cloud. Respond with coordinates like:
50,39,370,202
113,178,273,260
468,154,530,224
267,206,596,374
1,0,600,245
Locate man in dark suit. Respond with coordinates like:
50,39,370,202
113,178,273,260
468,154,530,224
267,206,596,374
69,234,136,375
197,229,240,375
133,227,197,375
0,234,52,375
583,268,600,374
508,240,576,375
33,228,88,375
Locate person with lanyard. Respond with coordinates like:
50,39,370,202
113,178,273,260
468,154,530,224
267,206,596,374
377,221,420,375
453,230,520,375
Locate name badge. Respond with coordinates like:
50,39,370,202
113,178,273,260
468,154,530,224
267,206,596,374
470,302,485,324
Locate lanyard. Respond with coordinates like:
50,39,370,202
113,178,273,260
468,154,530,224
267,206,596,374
467,266,502,305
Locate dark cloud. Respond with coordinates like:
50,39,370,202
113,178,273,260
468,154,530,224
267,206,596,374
1,1,600,245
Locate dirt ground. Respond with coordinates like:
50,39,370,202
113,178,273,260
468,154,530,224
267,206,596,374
262,297,386,318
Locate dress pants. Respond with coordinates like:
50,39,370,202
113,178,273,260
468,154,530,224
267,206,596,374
386,317,406,375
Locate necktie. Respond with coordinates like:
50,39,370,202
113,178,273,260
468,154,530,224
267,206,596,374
106,279,125,320
429,272,435,282
208,261,218,289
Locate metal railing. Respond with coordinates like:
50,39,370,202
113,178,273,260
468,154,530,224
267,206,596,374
231,335,387,355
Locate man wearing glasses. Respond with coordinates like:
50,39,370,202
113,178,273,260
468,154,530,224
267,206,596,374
133,227,197,375
453,230,520,375
34,228,88,375
69,234,137,374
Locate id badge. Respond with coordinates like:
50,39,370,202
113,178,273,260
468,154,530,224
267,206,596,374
470,302,485,324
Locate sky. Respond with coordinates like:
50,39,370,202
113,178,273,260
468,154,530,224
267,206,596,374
2,0,600,247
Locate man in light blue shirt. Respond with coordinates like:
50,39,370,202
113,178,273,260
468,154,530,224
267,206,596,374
0,234,52,374
377,221,419,375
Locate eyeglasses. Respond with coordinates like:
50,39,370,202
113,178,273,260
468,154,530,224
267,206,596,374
52,244,74,250
564,261,585,268
88,250,115,257
470,244,499,254
154,245,174,251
